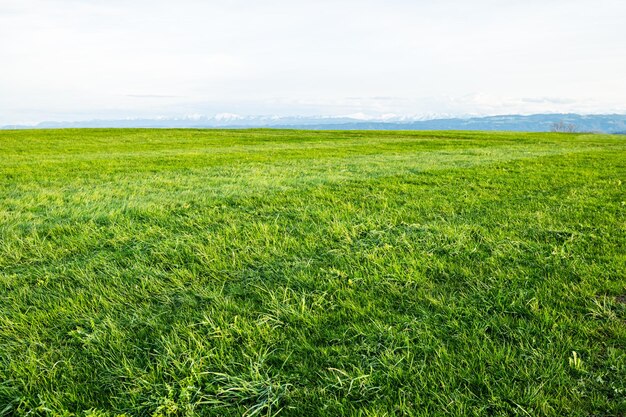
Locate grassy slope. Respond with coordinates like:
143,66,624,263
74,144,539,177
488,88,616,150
0,129,624,416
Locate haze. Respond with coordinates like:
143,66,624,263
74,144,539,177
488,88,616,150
1,0,625,125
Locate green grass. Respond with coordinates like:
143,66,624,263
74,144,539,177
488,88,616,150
0,128,624,416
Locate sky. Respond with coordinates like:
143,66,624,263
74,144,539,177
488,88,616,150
1,0,625,125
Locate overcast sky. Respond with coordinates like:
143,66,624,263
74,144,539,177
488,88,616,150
1,0,625,125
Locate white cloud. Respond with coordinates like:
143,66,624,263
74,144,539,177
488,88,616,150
1,0,625,125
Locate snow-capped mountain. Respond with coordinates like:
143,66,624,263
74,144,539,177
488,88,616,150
3,114,626,133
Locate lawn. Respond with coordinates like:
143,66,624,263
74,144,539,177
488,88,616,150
0,129,624,416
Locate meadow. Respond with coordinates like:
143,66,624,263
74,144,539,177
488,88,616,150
0,128,624,416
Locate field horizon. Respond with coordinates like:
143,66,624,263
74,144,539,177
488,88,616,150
3,113,626,134
1,128,624,416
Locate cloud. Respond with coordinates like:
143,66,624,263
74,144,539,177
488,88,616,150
125,95,184,99
1,0,625,125
521,97,577,105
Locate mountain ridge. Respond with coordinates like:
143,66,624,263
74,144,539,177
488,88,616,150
3,113,626,133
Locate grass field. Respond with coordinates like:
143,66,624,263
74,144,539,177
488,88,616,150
0,129,624,416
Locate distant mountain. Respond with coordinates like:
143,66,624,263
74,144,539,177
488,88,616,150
3,113,626,133
290,114,626,133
